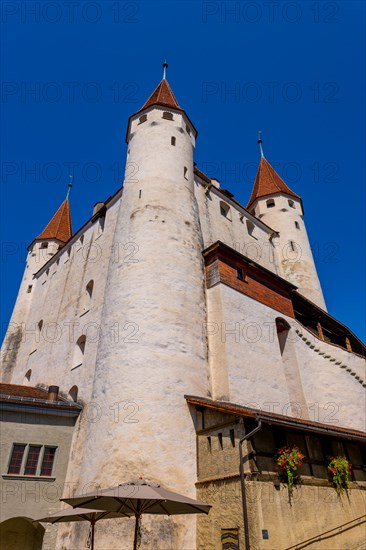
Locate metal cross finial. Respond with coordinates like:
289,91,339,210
66,175,73,200
257,131,264,158
163,60,168,80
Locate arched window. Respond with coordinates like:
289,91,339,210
72,336,86,369
24,369,32,385
37,320,43,343
68,385,79,402
82,280,94,314
266,199,275,208
276,317,291,355
288,200,295,208
86,280,94,300
220,202,231,220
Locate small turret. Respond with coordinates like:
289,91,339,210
247,138,326,310
1,186,73,381
28,183,73,273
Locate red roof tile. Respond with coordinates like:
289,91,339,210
247,157,301,209
140,78,181,111
36,199,72,243
0,383,50,399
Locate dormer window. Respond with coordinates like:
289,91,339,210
266,199,275,208
220,202,231,220
246,220,256,238
162,111,173,120
138,115,147,124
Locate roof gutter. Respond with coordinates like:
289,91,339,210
255,414,365,442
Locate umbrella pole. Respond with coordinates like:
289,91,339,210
133,514,140,550
91,519,95,550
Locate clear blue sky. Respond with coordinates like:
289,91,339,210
1,1,365,342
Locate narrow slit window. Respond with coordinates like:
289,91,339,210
237,267,244,281
139,190,142,199
230,429,235,447
290,240,296,251
184,167,188,180
171,136,176,146
218,433,223,450
207,436,212,452
27,285,33,293
295,221,300,229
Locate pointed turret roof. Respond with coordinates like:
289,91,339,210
36,199,72,243
126,71,197,142
140,78,181,111
247,157,301,209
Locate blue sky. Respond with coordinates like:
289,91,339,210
1,1,365,341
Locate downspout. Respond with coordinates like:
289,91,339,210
239,419,263,550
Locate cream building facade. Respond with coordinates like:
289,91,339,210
1,71,365,549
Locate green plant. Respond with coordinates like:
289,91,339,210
275,446,304,494
327,455,352,495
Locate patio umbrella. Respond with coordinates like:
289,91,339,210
34,506,131,550
61,478,212,550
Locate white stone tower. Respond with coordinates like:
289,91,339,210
1,196,72,382
66,67,209,549
247,142,326,310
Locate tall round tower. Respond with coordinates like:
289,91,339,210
68,69,208,548
247,147,326,310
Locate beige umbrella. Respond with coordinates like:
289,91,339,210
34,506,131,550
61,478,212,550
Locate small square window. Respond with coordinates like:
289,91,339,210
162,111,173,120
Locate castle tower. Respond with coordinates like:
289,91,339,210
66,67,208,548
1,194,72,382
247,145,326,310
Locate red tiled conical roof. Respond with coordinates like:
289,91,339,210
140,78,181,111
36,199,72,243
247,157,301,209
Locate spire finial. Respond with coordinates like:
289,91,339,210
257,131,264,158
66,175,73,200
162,60,168,80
